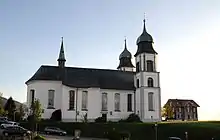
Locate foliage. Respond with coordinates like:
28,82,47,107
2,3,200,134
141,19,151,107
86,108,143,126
50,109,62,121
162,104,174,119
119,113,142,123
19,121,220,140
95,116,106,123
81,113,88,123
31,99,42,122
4,97,16,120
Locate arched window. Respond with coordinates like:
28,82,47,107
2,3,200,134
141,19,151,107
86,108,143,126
69,90,75,110
147,60,154,72
114,93,120,111
48,89,55,109
102,93,108,111
148,92,154,111
148,77,154,87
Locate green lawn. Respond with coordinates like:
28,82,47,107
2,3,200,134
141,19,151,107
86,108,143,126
20,121,220,140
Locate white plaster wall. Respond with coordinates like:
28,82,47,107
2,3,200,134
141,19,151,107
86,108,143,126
26,80,62,119
119,67,134,72
135,53,157,71
143,88,161,122
100,89,134,121
62,86,134,122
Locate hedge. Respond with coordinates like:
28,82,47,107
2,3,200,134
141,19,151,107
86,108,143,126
19,121,220,140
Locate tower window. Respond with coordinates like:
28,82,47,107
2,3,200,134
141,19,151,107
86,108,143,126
136,79,140,88
147,60,154,72
148,92,154,111
136,62,140,72
148,77,154,87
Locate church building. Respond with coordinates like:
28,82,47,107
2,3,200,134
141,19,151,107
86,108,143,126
25,19,161,122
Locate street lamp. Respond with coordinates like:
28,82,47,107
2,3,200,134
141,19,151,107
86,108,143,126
185,132,188,140
155,122,158,140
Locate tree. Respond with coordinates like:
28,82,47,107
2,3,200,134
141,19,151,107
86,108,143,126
162,104,174,119
4,97,16,120
81,113,88,123
31,99,42,122
29,99,42,131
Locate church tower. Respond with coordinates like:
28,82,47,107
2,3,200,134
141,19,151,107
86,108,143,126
117,39,134,72
134,19,161,122
57,37,66,68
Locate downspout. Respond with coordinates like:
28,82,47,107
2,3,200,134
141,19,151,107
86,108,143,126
75,88,78,122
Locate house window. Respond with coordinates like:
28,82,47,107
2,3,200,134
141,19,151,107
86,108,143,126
147,77,154,87
148,92,154,111
30,89,35,105
136,62,140,72
127,94,132,112
48,90,55,109
136,79,140,88
114,93,120,111
102,93,108,111
179,108,181,112
69,90,75,110
187,106,190,112
147,60,153,72
193,107,196,112
82,91,88,111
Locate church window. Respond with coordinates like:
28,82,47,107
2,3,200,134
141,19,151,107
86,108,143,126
102,93,108,111
136,79,140,88
114,93,120,111
30,89,35,105
148,92,154,111
48,90,55,109
148,77,154,87
136,62,140,72
69,90,75,110
127,94,132,112
82,91,88,111
147,60,154,72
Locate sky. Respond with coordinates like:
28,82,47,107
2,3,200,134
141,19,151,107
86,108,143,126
1,0,220,120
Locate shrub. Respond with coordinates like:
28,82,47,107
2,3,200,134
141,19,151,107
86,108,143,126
119,113,142,123
50,109,62,121
95,117,106,123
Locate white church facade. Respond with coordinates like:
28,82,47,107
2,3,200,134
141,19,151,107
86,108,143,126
25,19,161,122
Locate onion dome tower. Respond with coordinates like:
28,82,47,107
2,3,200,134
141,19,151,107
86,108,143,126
117,39,134,72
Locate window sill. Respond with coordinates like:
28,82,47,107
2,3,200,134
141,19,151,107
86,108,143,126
114,110,121,112
149,109,155,111
47,107,55,109
67,109,75,111
81,109,88,111
127,110,133,112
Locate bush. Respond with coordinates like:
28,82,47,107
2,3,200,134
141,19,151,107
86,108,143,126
50,109,62,121
119,113,142,123
95,117,106,123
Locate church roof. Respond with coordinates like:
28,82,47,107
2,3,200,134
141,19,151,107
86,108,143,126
26,65,135,90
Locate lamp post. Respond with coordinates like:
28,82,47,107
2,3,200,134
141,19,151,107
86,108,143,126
155,122,158,140
185,132,188,140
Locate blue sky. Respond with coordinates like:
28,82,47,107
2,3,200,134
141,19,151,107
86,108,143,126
1,0,220,120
